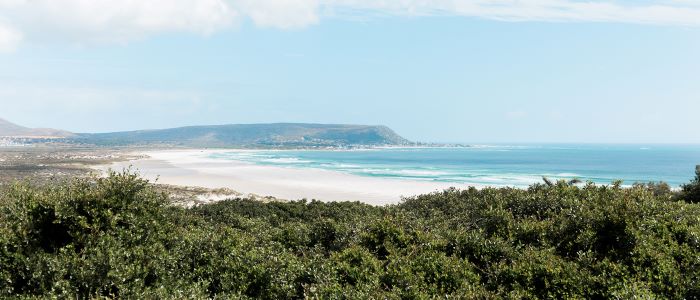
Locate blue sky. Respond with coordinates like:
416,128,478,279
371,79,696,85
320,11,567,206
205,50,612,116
0,1,699,143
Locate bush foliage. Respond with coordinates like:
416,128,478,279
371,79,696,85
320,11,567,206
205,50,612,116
680,165,700,203
1,171,700,299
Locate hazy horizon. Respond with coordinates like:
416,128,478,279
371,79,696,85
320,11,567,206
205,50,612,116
1,1,699,143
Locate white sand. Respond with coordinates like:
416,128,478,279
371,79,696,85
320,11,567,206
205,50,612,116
97,149,476,205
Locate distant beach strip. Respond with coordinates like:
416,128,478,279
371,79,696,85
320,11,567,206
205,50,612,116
98,150,465,205
97,145,700,204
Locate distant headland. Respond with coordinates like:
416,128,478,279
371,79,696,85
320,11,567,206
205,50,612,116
1,118,446,148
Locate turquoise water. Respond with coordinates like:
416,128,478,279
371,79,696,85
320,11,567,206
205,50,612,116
209,145,700,187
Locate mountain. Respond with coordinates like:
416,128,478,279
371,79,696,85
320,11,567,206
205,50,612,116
0,118,73,138
74,123,411,147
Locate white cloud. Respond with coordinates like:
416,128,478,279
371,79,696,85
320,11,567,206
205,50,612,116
0,22,22,52
235,0,320,29
330,0,700,26
1,0,700,49
0,0,237,44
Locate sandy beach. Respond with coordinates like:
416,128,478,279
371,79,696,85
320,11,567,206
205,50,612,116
97,149,474,205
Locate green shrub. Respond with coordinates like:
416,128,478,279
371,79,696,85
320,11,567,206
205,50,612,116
681,165,700,203
1,170,699,298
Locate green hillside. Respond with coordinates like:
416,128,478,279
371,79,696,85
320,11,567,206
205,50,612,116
74,123,410,147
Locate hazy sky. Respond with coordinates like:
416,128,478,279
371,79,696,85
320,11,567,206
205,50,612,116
0,0,699,143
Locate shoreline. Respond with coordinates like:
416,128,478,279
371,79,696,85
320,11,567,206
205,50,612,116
95,149,479,205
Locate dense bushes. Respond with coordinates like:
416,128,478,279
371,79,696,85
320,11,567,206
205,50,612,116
1,171,700,298
680,165,700,203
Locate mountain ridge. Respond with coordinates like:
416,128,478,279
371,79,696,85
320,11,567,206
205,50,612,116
0,117,411,147
74,123,411,147
0,118,74,138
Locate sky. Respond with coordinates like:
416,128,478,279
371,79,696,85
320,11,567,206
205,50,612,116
0,0,699,143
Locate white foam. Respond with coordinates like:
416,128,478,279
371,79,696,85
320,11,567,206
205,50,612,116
259,157,310,164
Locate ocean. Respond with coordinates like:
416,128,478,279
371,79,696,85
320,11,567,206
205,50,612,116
208,144,700,188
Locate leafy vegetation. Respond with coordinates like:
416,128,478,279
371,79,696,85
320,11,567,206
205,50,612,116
1,171,700,298
680,165,700,203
